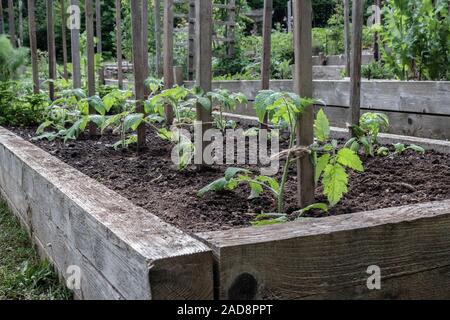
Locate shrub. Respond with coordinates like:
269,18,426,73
0,36,29,81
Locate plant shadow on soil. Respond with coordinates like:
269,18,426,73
8,126,450,234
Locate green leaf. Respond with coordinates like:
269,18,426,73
197,96,211,111
376,146,390,157
315,153,331,183
256,176,280,194
88,96,105,116
36,120,53,134
407,144,425,154
322,163,349,206
248,182,263,199
296,203,329,217
197,178,229,197
123,113,144,132
314,109,330,142
224,167,251,181
336,148,364,172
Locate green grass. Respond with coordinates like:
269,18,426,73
0,199,72,300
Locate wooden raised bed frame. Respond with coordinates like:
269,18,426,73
1,125,450,300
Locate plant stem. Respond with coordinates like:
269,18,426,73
277,129,295,214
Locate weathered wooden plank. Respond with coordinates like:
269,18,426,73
27,0,39,93
0,127,214,300
349,0,364,132
197,199,450,299
293,0,314,207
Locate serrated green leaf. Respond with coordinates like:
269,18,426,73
248,182,263,199
322,163,349,206
315,153,331,183
336,148,364,172
314,109,330,142
256,176,280,193
224,167,251,181
197,178,229,197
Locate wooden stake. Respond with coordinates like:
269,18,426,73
187,0,195,80
47,0,56,100
163,0,174,124
154,0,162,78
0,0,4,34
293,0,314,208
18,0,23,46
8,0,16,47
194,0,212,167
27,0,39,93
61,0,68,80
373,0,381,61
115,0,123,89
86,0,96,135
70,0,82,89
260,0,272,129
95,0,104,85
142,0,149,95
344,0,351,76
130,0,146,147
349,0,364,135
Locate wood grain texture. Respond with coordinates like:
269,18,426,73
86,0,96,135
95,0,104,85
260,0,272,91
0,127,214,300
197,199,450,299
343,0,350,76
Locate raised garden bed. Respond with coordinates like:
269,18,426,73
2,123,450,299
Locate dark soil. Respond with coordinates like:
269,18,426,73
8,126,450,234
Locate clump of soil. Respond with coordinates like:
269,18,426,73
8,126,450,234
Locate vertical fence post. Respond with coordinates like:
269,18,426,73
47,0,56,100
130,0,146,147
86,0,96,135
293,0,314,208
142,0,149,95
27,0,39,93
349,0,364,135
70,0,82,89
95,0,104,85
187,0,195,80
0,0,4,34
373,0,381,61
61,0,68,80
163,0,174,124
194,0,212,168
154,0,162,78
261,0,272,89
344,0,351,77
8,0,16,47
18,0,23,46
115,0,123,89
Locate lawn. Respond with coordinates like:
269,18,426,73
0,199,71,300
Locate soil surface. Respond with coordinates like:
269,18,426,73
8,126,450,234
